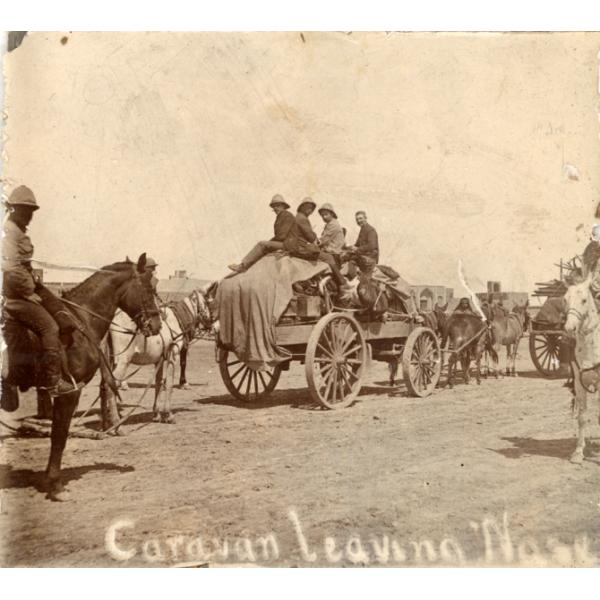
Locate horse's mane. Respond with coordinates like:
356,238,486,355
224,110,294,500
63,261,135,303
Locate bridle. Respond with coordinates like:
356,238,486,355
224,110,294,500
189,288,215,338
123,269,160,337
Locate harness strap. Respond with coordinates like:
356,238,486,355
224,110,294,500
444,324,489,356
60,298,138,334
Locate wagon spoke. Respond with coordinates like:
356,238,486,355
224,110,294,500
258,371,268,390
253,371,259,398
342,344,363,358
227,360,241,367
339,328,357,354
537,346,551,367
317,342,334,358
318,362,334,381
230,363,246,382
341,364,360,381
236,367,250,393
323,327,336,354
244,369,253,399
320,366,335,389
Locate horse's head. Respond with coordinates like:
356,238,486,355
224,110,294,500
118,253,162,336
564,275,598,335
189,281,220,337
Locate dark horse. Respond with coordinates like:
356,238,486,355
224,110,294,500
443,313,497,388
1,254,161,501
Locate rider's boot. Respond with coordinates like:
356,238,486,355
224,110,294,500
37,350,84,397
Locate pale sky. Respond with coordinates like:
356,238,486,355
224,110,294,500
3,32,599,299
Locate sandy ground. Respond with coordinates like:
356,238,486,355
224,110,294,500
1,339,599,567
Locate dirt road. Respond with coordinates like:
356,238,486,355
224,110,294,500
1,341,599,567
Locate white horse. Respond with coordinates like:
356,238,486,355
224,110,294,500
104,283,217,425
564,275,600,464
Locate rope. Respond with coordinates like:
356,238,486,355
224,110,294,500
442,324,489,356
102,370,157,435
29,259,120,274
60,298,138,335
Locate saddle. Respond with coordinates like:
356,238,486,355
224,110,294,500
1,284,79,403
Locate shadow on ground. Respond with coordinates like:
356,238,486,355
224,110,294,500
491,436,600,462
0,462,135,492
194,388,316,410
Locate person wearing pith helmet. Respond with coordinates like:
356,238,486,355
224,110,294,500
317,203,344,255
2,185,82,398
143,256,161,296
282,198,353,298
228,194,294,273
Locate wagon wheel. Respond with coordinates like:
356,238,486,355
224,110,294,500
529,332,566,379
305,313,367,409
218,349,282,402
402,327,442,397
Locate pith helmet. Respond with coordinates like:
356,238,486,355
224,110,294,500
298,197,316,211
269,194,290,209
318,202,337,219
6,185,39,210
145,257,158,268
591,224,600,242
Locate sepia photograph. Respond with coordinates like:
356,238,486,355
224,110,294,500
1,28,600,569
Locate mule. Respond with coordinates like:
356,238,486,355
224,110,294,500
103,283,218,426
443,313,496,388
564,276,600,464
489,304,530,377
0,254,161,501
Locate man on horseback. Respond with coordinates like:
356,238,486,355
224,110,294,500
2,185,81,397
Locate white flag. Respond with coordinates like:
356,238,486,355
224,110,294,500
458,259,487,322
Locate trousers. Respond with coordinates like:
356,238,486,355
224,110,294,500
241,240,285,269
3,299,60,352
318,252,346,287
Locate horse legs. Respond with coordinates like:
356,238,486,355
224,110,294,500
152,359,165,423
388,358,399,386
162,348,177,424
511,339,520,377
491,344,500,378
461,352,471,384
36,388,53,420
178,344,191,390
447,354,455,389
570,361,587,464
474,348,483,385
45,391,80,501
99,357,122,433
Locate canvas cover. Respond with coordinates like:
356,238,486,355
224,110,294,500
216,253,329,369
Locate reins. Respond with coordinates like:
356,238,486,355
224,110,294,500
60,298,139,335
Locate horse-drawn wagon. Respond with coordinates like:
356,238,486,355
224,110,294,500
215,255,442,409
529,256,580,378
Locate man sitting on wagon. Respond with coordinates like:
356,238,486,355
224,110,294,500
285,198,352,298
317,202,345,258
346,210,379,264
228,194,294,274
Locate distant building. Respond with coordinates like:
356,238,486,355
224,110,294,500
409,285,454,312
158,270,211,302
475,281,528,312
36,269,211,304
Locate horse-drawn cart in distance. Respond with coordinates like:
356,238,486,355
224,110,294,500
529,256,581,378
215,254,442,409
